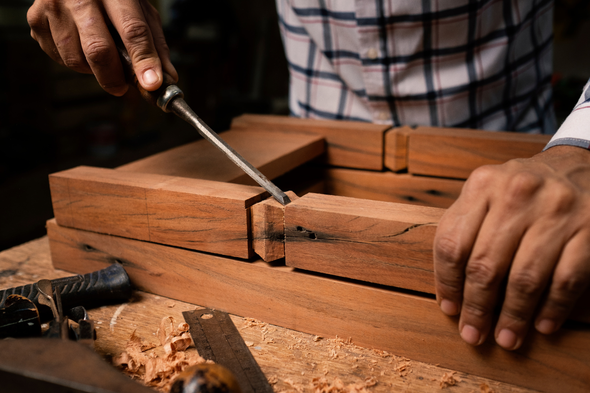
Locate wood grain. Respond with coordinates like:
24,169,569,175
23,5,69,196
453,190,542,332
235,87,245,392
117,128,325,185
0,237,540,393
231,114,388,171
408,127,551,179
251,191,299,262
49,166,266,258
284,193,442,293
384,126,410,172
46,221,590,393
323,168,464,208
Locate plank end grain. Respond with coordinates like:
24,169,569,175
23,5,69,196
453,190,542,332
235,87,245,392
231,114,389,171
384,126,411,172
251,191,299,262
284,193,444,293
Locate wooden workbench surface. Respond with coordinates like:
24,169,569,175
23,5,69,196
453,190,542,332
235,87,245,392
0,237,537,393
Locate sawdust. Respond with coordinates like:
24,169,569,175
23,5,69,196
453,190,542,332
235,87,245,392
439,371,461,389
113,316,207,391
393,359,412,377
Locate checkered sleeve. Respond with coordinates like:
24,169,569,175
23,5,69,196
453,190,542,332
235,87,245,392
544,79,590,150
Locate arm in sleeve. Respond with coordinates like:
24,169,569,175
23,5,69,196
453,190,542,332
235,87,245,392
545,78,590,150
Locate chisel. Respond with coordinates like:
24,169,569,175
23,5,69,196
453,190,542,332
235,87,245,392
114,38,291,206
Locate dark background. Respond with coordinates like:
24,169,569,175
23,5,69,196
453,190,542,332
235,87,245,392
0,0,588,251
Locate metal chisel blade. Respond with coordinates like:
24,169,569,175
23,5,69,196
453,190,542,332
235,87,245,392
168,99,291,206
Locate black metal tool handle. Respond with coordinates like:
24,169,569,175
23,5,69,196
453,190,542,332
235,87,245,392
0,264,132,321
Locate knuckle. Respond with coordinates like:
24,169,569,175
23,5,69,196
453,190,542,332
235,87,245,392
545,182,576,215
509,271,544,297
434,236,463,266
552,273,589,298
83,38,112,65
26,8,43,30
462,299,491,319
465,259,502,291
465,165,497,191
62,55,84,70
121,16,151,46
505,171,543,202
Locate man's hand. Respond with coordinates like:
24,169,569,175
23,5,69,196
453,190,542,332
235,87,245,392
434,145,590,350
27,0,178,96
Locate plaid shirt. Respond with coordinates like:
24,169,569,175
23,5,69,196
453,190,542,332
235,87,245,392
276,0,559,135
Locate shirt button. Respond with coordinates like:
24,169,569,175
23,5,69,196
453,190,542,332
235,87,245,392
366,48,379,59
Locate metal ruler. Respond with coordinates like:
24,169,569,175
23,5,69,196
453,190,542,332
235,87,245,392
182,309,273,393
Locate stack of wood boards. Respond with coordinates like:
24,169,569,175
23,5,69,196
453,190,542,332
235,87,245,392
46,114,590,392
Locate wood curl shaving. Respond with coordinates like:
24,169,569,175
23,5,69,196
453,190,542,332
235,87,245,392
113,316,207,392
439,371,461,389
479,383,495,393
310,377,376,393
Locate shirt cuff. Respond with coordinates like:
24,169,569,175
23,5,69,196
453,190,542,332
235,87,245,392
545,78,590,151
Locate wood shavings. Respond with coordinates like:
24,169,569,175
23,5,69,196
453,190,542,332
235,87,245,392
310,377,376,393
283,378,306,392
268,376,279,385
113,316,204,392
313,335,322,342
394,359,412,377
245,341,254,347
167,303,175,308
439,371,461,389
480,383,495,393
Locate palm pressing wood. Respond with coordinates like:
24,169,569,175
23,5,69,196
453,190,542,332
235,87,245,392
46,220,590,393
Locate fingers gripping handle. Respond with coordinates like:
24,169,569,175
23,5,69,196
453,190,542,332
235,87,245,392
109,27,182,112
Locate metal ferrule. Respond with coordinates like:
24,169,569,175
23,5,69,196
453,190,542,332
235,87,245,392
157,85,184,112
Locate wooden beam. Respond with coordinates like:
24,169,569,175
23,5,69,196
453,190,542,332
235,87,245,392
284,193,442,293
117,128,325,185
46,220,590,393
251,191,299,262
283,193,590,324
384,126,410,172
230,114,388,171
49,166,266,259
408,127,551,179
323,168,463,208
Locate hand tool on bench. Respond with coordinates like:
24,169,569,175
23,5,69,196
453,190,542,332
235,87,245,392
0,264,133,322
179,309,273,393
112,33,291,206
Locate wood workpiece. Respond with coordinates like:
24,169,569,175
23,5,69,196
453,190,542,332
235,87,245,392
42,115,590,392
0,237,542,393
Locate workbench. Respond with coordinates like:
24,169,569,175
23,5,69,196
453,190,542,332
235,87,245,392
0,237,536,393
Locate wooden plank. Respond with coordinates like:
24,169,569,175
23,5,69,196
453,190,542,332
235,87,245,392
231,114,388,171
408,127,551,179
323,168,463,208
384,126,410,172
251,191,299,262
117,128,325,185
46,220,590,393
49,166,266,258
284,193,442,293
